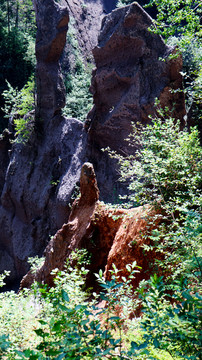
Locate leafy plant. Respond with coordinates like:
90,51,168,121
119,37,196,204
2,76,35,142
0,0,36,132
1,247,200,359
0,270,10,288
110,107,201,211
62,19,93,121
106,104,202,358
138,274,202,359
27,256,45,275
10,255,136,359
63,67,93,121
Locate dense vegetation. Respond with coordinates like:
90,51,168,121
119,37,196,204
0,0,36,132
0,0,201,359
0,116,201,359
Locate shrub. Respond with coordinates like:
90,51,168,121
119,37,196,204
110,107,201,211
2,76,35,142
63,67,93,121
62,19,93,122
138,274,202,359
107,107,202,358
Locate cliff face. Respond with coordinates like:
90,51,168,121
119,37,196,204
0,1,185,287
86,3,185,201
0,0,87,286
88,4,184,151
33,0,69,122
63,0,104,62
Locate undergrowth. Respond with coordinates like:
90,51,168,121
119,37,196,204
0,253,189,360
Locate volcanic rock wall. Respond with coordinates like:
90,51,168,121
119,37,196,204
0,0,88,286
86,3,185,201
34,0,69,122
88,5,182,150
0,1,185,287
62,0,104,62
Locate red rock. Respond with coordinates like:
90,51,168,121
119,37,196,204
20,163,163,291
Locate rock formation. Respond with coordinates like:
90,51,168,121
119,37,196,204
0,0,87,286
0,1,185,288
60,0,118,76
20,162,162,290
86,3,185,201
33,0,69,123
63,0,104,63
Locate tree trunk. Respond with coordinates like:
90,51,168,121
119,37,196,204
15,0,19,29
6,0,10,33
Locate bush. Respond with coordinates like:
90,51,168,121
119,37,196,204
0,253,148,359
63,67,93,121
0,244,201,359
62,19,93,122
107,107,202,358
139,274,202,359
2,76,35,142
110,107,201,210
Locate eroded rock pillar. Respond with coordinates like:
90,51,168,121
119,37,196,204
33,0,69,123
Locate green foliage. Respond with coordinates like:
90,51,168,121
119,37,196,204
62,19,93,121
27,256,45,275
2,76,35,142
144,0,201,39
0,288,41,358
118,0,202,40
106,106,201,358
111,107,202,275
0,252,142,359
0,271,10,288
63,67,93,121
0,0,35,132
0,247,201,359
138,274,202,359
111,108,201,211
